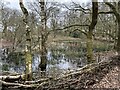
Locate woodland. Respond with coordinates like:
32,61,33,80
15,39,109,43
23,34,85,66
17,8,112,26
0,0,120,90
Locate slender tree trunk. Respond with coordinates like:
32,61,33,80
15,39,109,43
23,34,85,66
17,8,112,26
117,19,120,54
116,2,120,54
105,2,120,55
39,36,47,71
1,6,7,41
86,1,98,64
2,22,7,40
19,0,32,80
39,0,47,71
86,31,94,63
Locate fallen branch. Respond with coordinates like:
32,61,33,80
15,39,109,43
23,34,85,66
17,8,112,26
0,74,25,82
0,80,38,88
24,78,50,84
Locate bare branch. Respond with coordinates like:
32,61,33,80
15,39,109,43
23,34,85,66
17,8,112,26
70,29,87,36
105,2,120,20
98,11,114,14
19,1,28,18
46,24,89,39
0,80,37,88
29,3,41,16
56,24,89,30
71,1,91,11
63,4,90,14
105,2,116,12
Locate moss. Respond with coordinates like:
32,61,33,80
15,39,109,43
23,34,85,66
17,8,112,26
86,34,94,64
25,52,32,80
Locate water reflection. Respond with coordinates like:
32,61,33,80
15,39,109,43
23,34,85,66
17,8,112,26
1,41,88,76
32,52,79,75
0,40,114,77
1,50,80,75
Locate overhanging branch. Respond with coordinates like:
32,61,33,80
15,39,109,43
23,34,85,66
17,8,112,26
46,24,89,38
98,11,114,14
63,4,90,14
105,2,120,20
105,2,116,12
70,28,87,36
56,24,89,30
72,1,91,11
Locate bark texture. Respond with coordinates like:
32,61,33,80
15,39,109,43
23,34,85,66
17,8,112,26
87,0,98,63
39,0,47,71
117,1,120,54
19,0,32,80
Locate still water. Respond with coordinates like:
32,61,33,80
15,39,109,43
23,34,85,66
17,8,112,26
0,48,87,77
1,41,111,77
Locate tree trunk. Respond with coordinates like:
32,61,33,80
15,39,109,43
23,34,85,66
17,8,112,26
86,1,98,64
39,36,47,71
105,2,120,55
19,0,32,80
25,51,32,80
86,31,94,63
39,0,47,71
116,2,120,54
117,19,120,54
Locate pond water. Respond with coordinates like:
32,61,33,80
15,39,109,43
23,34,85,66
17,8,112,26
0,46,87,77
7,51,86,75
0,41,113,77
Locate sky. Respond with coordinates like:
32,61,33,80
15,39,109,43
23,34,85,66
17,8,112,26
3,0,118,9
3,0,91,9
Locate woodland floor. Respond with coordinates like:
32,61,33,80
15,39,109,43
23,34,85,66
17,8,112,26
1,55,120,90
38,55,120,90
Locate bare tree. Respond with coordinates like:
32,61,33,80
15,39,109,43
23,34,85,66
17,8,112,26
19,0,32,80
105,1,120,54
87,0,98,63
39,0,48,71
57,0,98,63
99,1,120,54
